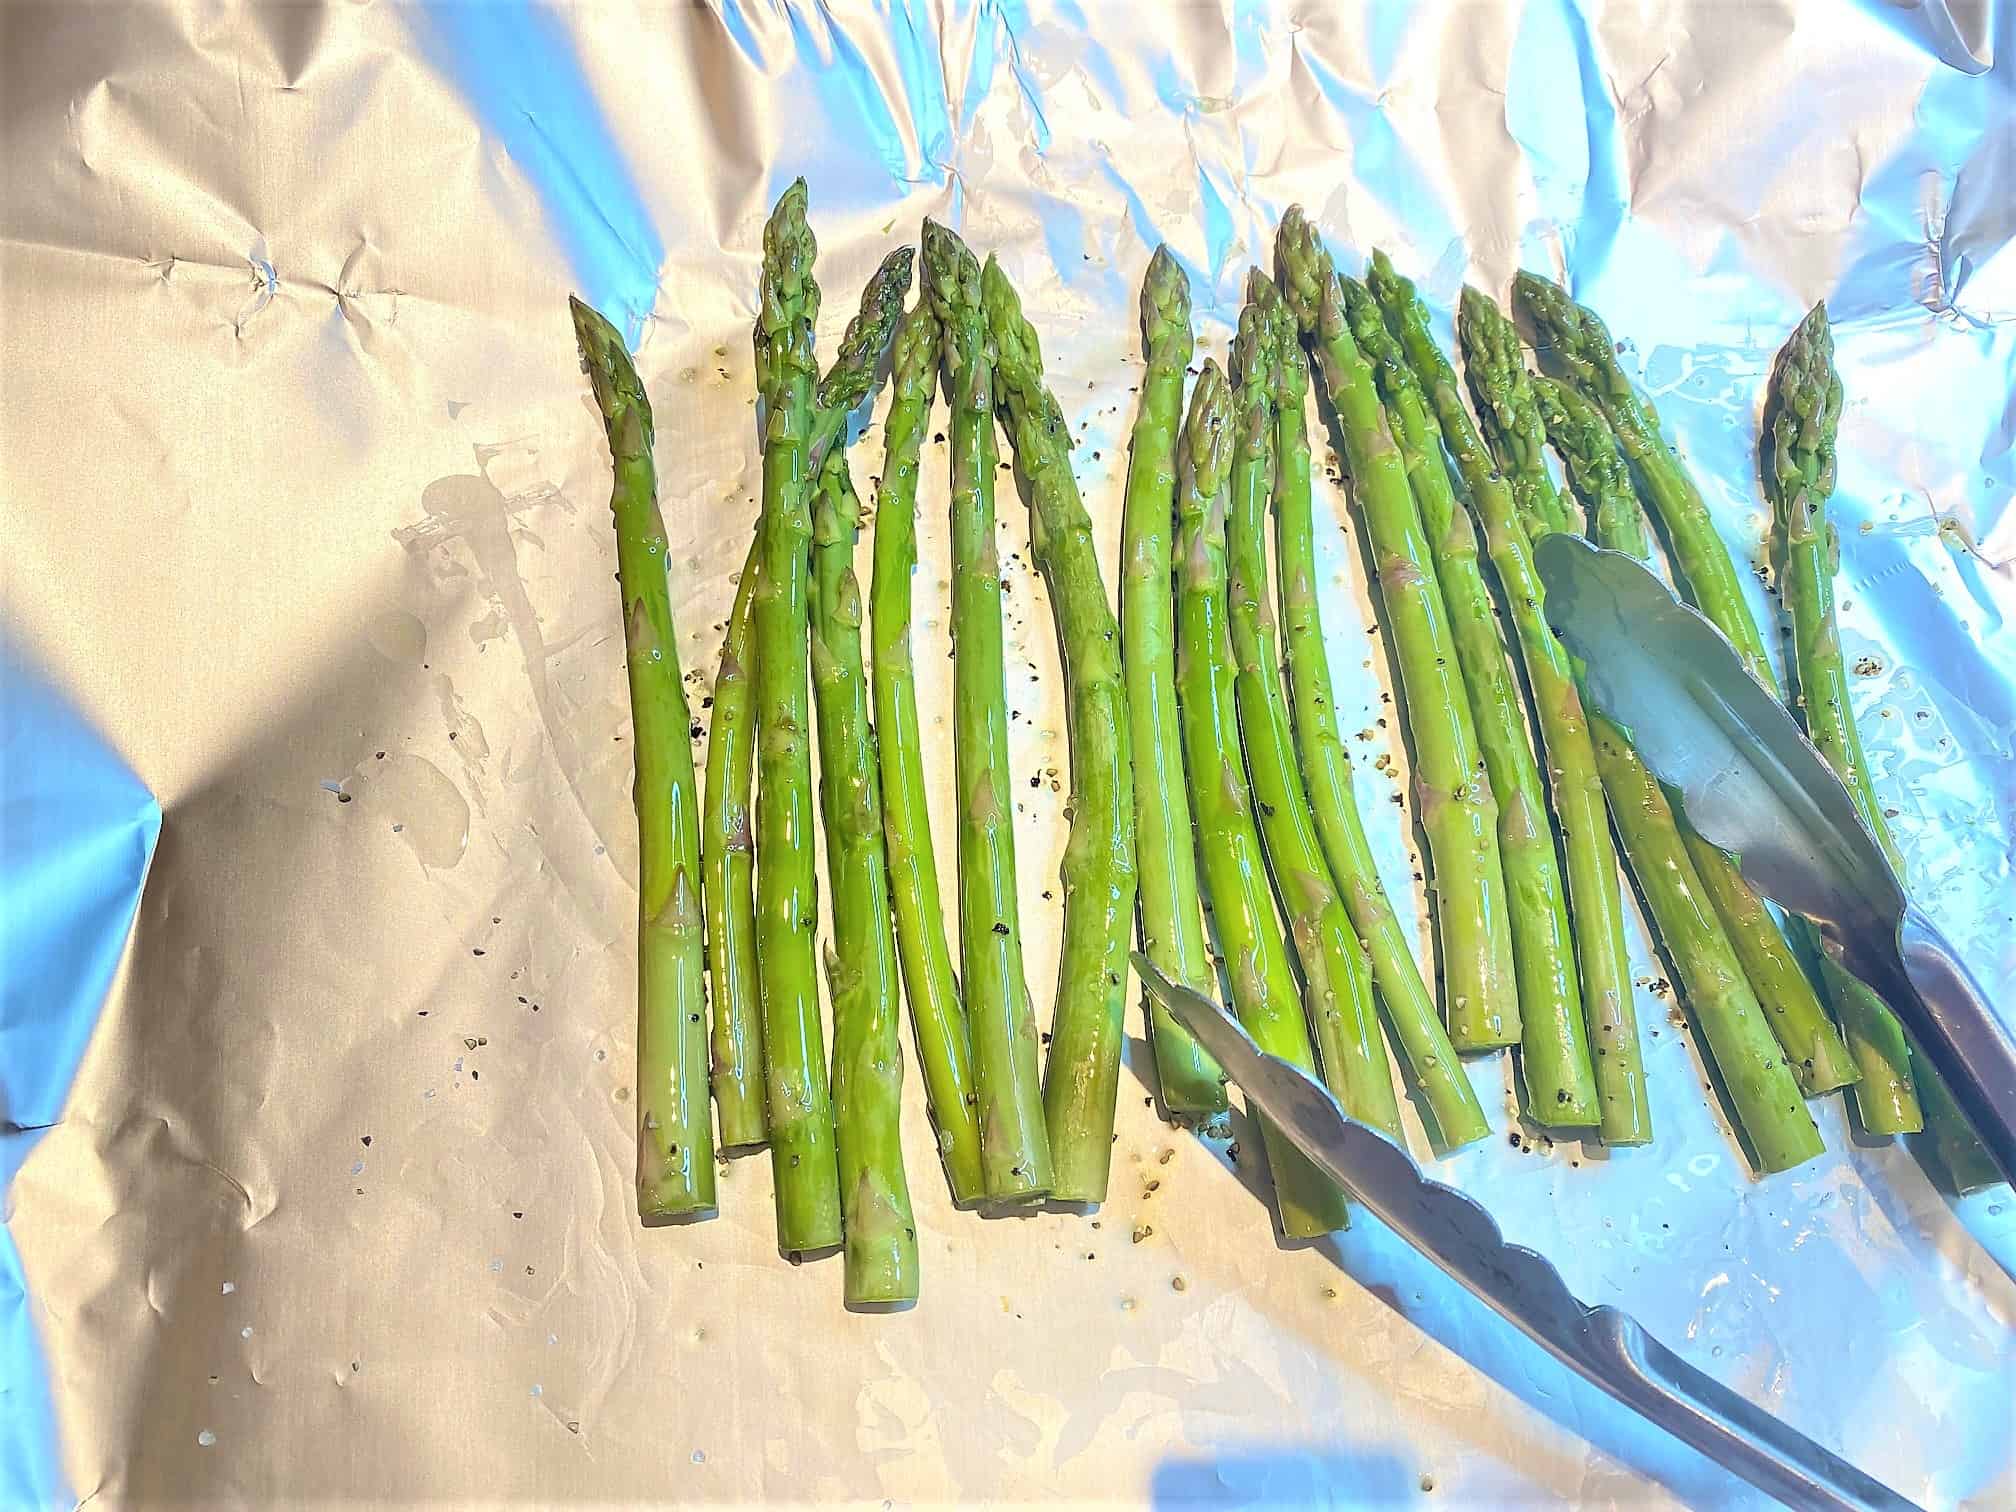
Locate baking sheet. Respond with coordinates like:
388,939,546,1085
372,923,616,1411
3,0,2013,1505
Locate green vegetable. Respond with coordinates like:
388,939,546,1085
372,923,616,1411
750,181,841,1252
1226,277,1401,1139
921,221,1053,1203
1258,278,1488,1151
983,254,1139,1203
1351,258,1592,1123
701,537,767,1149
810,449,920,1304
1685,830,1859,1096
1766,305,1973,1143
1119,248,1228,1117
1534,363,1857,1097
1276,209,1519,1053
1535,330,1836,1165
571,295,717,1219
1532,374,1644,557
808,250,918,472
1516,272,1775,682
1175,360,1351,1238
1455,286,1575,538
1447,285,1646,1140
1586,714,1824,1173
867,300,987,1205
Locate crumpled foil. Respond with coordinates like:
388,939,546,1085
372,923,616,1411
4,1,2012,1505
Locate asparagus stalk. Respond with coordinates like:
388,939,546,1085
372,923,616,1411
808,251,918,471
1763,306,1894,869
1766,305,1988,1152
1536,350,1833,1165
1226,278,1402,1139
1533,375,1648,558
809,449,921,1304
1120,248,1228,1117
1530,299,1862,1099
1448,290,1650,1139
1455,287,1576,539
1275,209,1520,1053
750,181,841,1252
922,220,1053,1203
1347,261,1592,1123
1586,714,1824,1173
1515,272,1776,682
1175,360,1351,1238
571,296,717,1219
868,301,987,1205
701,537,768,1148
1259,280,1489,1151
983,256,1139,1203
1379,270,1649,1136
1686,830,1861,1095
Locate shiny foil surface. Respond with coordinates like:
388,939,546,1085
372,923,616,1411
4,2,2013,1505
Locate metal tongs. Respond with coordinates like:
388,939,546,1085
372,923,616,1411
1532,535,2015,1186
1129,536,2016,1510
1137,954,1918,1512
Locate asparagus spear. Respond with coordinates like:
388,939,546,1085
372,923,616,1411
983,255,1139,1203
809,449,920,1304
1533,375,1647,557
1120,248,1229,1117
1766,305,1991,1157
701,538,767,1148
1175,360,1351,1238
1516,272,1775,682
1226,278,1402,1140
921,220,1053,1203
1449,293,1652,1138
1275,209,1520,1053
1259,280,1489,1151
1763,307,1893,867
1586,713,1825,1173
1346,262,1592,1122
571,296,717,1219
868,300,987,1205
1537,355,1830,1167
1529,298,1862,1100
1455,287,1575,539
1377,267,1651,1135
750,181,840,1252
808,251,918,471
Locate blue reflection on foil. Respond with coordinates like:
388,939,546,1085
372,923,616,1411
1,638,160,1508
1510,0,1626,270
409,2,664,341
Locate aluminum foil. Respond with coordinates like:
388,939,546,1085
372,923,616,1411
4,1,2013,1505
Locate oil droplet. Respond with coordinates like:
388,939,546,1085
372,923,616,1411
198,1430,217,1448
350,754,469,869
366,610,427,667
691,1450,706,1465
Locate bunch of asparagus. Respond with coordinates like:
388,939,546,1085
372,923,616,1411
569,185,1999,1301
